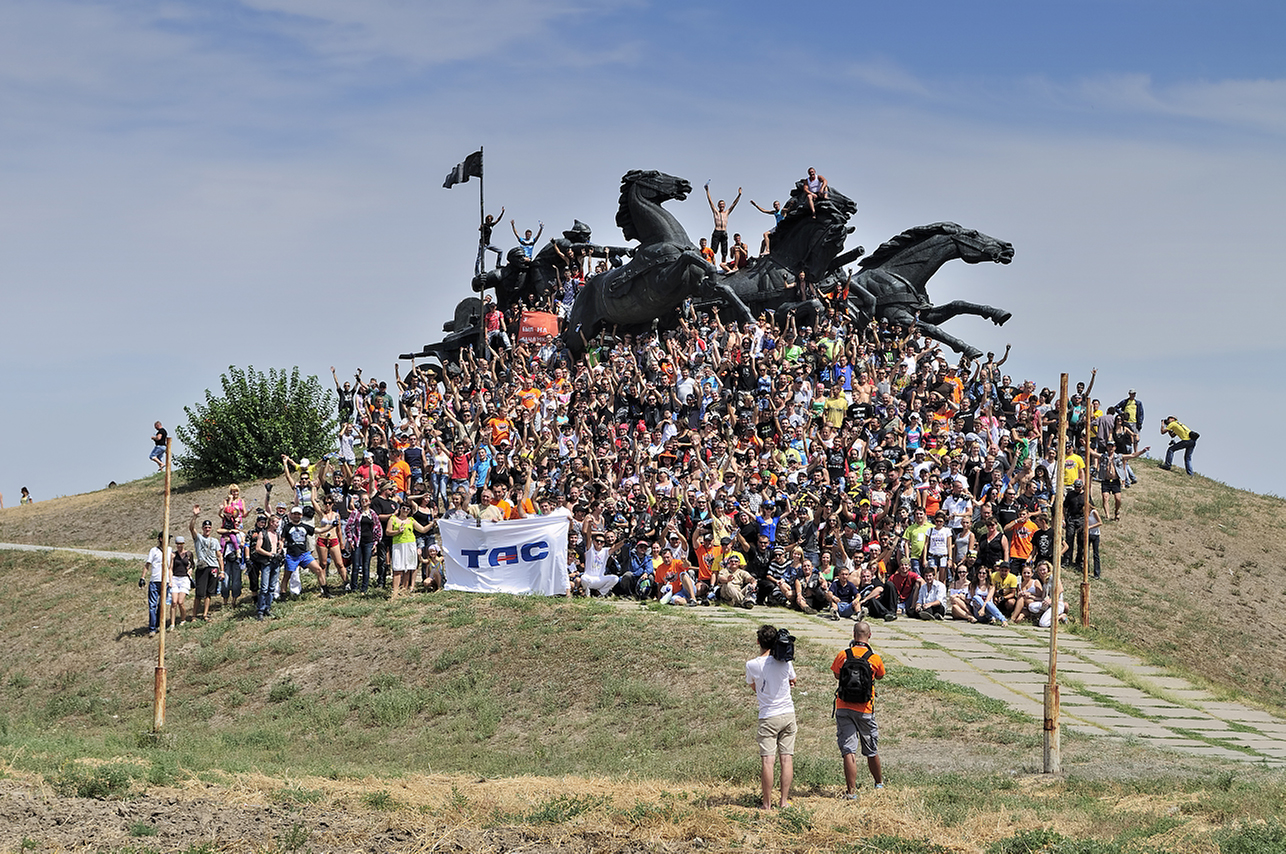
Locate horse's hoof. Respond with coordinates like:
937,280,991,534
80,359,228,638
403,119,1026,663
993,311,1012,326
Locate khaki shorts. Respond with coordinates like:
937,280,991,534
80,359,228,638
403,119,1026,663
757,713,798,757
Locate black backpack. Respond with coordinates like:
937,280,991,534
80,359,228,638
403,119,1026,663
770,629,796,662
836,645,875,704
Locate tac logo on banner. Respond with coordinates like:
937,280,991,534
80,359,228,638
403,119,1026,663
518,311,559,343
459,540,549,567
438,515,570,596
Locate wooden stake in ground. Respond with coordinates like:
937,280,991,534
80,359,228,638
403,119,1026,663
153,437,173,732
1081,394,1092,626
1045,373,1069,774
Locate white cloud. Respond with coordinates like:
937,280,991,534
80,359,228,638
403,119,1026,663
235,0,639,67
1070,74,1286,135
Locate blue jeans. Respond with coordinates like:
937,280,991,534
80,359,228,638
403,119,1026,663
352,540,375,593
221,559,243,599
837,600,857,618
971,595,1007,624
257,559,282,617
1164,439,1196,475
147,581,164,632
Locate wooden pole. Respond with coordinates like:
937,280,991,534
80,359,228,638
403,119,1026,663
153,437,173,732
1081,397,1092,626
1044,374,1068,774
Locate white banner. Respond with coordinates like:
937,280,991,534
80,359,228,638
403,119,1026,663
439,515,570,596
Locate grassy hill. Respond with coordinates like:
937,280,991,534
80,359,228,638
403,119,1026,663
1,464,1285,852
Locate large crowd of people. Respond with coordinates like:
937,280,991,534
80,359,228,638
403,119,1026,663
150,196,1183,633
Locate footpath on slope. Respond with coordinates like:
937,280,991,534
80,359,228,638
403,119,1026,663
676,601,1286,767
9,541,1283,767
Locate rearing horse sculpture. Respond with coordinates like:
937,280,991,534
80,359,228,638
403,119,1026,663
562,170,751,355
839,222,1014,359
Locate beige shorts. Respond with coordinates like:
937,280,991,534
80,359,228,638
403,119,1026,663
757,713,798,757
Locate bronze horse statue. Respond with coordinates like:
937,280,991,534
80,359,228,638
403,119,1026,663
712,179,862,326
562,170,752,355
836,222,1014,360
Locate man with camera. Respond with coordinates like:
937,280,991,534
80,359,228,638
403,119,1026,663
746,624,796,810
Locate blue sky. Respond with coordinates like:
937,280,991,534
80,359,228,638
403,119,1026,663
2,0,1283,503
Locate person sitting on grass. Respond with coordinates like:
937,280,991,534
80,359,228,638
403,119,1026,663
717,552,758,609
913,564,947,620
654,547,695,605
968,569,1009,625
947,563,976,622
990,562,1020,619
1010,564,1044,623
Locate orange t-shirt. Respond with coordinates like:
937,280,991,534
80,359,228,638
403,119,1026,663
655,558,688,593
518,386,542,410
693,543,722,582
831,643,886,713
487,417,513,446
1009,520,1037,560
388,460,411,494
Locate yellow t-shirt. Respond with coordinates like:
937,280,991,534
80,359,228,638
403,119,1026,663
1062,454,1085,487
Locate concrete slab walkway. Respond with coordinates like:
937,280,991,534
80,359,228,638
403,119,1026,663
663,601,1286,766
0,541,146,561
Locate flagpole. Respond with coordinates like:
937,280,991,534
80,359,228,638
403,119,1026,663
478,146,488,356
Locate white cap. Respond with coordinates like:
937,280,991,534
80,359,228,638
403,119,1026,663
299,457,310,468
290,506,303,514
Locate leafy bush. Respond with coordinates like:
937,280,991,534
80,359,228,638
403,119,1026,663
175,366,335,484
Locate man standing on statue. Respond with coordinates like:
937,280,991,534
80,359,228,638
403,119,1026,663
476,206,505,275
705,182,741,264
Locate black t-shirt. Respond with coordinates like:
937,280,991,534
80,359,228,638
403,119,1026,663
282,521,314,557
371,496,398,539
359,513,376,543
1032,529,1055,563
153,427,167,447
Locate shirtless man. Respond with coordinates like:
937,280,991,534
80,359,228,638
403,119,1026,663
750,199,786,254
802,167,828,215
705,182,742,263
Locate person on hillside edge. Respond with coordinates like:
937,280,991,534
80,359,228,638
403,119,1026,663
1159,416,1198,476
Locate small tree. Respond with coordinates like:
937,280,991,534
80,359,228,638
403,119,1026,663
175,366,336,484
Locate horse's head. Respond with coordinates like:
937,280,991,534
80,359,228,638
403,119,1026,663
620,170,692,205
616,170,695,246
952,228,1014,265
771,185,858,281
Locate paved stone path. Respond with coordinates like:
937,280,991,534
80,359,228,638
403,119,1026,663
683,604,1286,766
0,542,146,561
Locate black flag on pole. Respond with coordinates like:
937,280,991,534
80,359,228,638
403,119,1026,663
443,150,483,188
